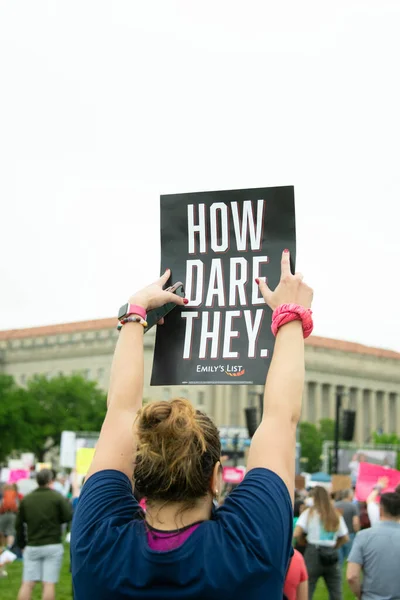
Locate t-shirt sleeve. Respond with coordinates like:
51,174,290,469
338,515,348,537
217,468,293,574
72,470,138,541
295,508,310,533
299,553,308,582
367,502,380,526
348,532,364,565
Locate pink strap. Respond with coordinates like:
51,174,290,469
271,303,313,339
126,304,147,320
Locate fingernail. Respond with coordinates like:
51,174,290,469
283,249,289,253
165,267,170,272
255,278,260,284
183,298,189,304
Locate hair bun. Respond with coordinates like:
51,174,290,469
140,402,173,429
140,398,197,432
135,398,221,503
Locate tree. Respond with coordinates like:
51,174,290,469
299,421,323,473
319,418,335,442
372,431,400,470
17,374,107,461
0,374,30,463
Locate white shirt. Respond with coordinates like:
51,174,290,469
297,508,348,547
367,501,380,526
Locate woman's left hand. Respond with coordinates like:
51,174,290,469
129,269,187,312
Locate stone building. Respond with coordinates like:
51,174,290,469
0,317,399,444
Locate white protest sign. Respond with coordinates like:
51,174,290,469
60,431,77,468
21,453,35,469
8,459,23,470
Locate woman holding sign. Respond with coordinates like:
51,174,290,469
71,249,313,600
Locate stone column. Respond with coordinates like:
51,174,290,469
315,382,322,426
382,391,390,434
395,394,400,436
239,387,246,427
329,383,336,420
370,390,377,437
353,388,363,444
213,386,223,426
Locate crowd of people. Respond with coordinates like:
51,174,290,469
1,255,400,599
2,469,400,599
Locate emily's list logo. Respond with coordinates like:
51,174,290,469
195,365,245,377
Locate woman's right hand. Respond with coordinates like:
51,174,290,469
129,269,187,312
257,249,313,312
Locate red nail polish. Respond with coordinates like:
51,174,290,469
283,249,289,253
255,278,260,284
183,298,189,304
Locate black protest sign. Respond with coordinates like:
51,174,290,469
151,186,296,386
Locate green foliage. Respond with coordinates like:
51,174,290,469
0,375,30,462
319,418,335,441
372,431,400,470
0,373,106,463
372,431,400,445
299,421,323,473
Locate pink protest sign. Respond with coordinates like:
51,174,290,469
8,469,30,484
222,467,245,484
355,462,400,501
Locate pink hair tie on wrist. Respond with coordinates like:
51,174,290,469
271,303,314,339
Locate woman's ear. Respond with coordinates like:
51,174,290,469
211,461,221,497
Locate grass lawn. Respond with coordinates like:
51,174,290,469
0,549,355,599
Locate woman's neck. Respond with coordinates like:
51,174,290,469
145,496,213,531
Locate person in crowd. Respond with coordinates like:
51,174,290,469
284,548,308,600
294,485,349,599
366,477,400,527
335,488,360,565
349,453,366,487
294,497,307,555
347,492,400,599
0,483,20,550
51,471,69,497
358,501,371,530
366,476,389,527
15,468,72,600
71,251,313,599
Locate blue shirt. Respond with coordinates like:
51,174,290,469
71,468,293,599
348,521,400,600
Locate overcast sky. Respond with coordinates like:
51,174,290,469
0,1,399,351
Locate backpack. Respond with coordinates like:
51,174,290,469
359,503,371,530
0,489,19,513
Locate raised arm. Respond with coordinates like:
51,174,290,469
86,269,186,481
246,250,313,502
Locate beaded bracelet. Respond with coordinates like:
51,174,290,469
117,316,148,331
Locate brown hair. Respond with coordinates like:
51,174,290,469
134,398,221,504
310,486,340,532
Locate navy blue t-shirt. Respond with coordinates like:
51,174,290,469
71,468,293,599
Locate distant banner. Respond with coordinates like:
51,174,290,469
60,431,77,469
76,448,95,476
36,462,52,472
331,475,352,494
355,462,400,501
222,467,246,484
339,448,397,477
151,186,296,386
8,469,29,484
